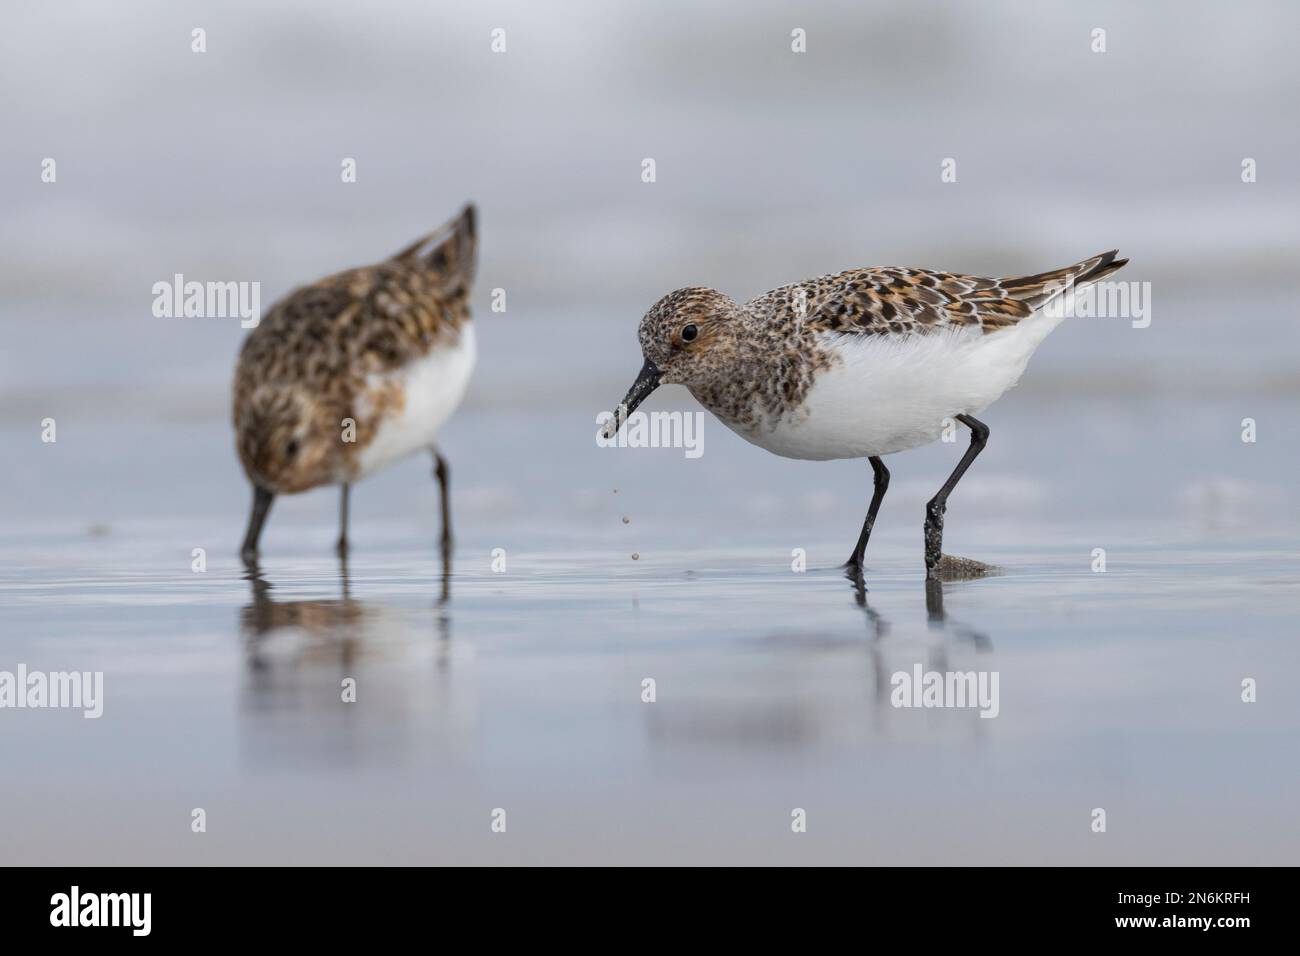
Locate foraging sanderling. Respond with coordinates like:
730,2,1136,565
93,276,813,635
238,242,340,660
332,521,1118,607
603,250,1128,576
233,204,478,561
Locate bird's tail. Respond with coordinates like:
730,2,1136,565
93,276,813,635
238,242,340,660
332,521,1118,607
998,250,1129,312
391,203,478,298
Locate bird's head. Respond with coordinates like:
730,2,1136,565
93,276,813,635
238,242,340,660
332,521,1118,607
601,287,744,438
235,384,340,494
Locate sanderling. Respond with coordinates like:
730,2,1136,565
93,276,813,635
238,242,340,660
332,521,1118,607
233,204,478,561
603,250,1128,576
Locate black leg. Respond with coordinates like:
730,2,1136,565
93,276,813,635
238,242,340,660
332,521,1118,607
923,414,989,576
845,455,890,569
240,485,274,563
432,450,452,559
336,483,350,556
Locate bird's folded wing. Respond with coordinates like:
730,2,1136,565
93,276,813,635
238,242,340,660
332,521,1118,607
779,250,1126,338
247,263,469,380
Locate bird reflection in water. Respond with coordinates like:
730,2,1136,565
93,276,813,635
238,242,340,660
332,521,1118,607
643,566,997,751
238,553,452,706
846,565,993,710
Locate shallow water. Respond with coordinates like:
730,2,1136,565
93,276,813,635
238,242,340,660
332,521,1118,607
3,397,1297,865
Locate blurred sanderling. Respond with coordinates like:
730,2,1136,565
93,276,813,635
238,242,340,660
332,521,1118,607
233,204,478,561
604,250,1128,576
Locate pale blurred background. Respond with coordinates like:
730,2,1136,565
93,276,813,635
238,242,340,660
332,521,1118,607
2,0,1298,534
1,1,1297,865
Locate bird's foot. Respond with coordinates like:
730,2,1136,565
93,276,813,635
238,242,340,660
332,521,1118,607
927,553,1001,581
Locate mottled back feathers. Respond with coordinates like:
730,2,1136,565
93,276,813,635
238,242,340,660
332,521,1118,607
749,250,1128,339
237,204,478,390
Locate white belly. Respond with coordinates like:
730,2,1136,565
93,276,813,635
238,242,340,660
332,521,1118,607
355,325,476,478
725,313,1061,461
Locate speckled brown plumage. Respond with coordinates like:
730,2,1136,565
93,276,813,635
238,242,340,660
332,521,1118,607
233,204,476,494
620,251,1128,435
749,249,1128,338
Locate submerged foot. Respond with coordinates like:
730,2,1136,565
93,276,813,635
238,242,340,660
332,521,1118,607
927,553,1001,581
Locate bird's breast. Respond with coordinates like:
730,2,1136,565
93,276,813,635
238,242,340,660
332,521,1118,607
350,325,477,480
706,327,1035,460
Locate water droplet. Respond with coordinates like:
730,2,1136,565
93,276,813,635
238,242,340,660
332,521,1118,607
622,516,630,524
631,552,640,560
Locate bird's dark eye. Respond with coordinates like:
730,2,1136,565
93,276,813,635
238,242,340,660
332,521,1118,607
285,438,301,459
680,324,698,343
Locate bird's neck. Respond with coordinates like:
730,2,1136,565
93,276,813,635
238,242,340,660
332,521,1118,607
689,335,817,429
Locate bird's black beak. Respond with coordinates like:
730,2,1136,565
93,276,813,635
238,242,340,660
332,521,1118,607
601,358,661,439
